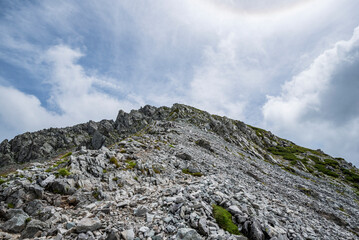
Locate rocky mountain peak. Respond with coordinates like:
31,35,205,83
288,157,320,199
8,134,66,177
0,104,358,239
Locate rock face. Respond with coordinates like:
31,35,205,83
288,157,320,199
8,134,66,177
0,103,358,239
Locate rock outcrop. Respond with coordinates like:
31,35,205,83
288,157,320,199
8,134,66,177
0,104,358,239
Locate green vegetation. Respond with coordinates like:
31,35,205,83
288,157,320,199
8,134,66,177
57,168,70,177
103,169,107,173
125,160,136,170
308,155,321,164
92,191,100,200
282,165,296,174
110,157,120,168
212,205,240,235
324,159,339,168
182,168,203,177
314,164,339,178
112,177,118,181
152,165,163,174
169,144,175,148
248,125,267,137
60,152,72,159
120,149,126,153
26,217,32,223
267,146,300,161
0,179,7,185
341,168,359,187
7,203,14,208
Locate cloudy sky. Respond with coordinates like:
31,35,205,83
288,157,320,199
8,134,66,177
1,0,359,166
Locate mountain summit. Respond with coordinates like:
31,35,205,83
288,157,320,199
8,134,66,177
0,104,358,239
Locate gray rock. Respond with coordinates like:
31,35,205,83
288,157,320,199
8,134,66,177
198,217,208,236
106,230,121,240
76,217,102,233
92,131,106,149
176,228,202,240
47,179,76,195
66,222,76,229
228,205,242,216
176,152,192,161
1,212,28,233
21,219,49,239
40,175,56,187
121,229,135,240
134,205,148,217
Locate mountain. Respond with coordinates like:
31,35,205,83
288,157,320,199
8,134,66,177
0,103,358,239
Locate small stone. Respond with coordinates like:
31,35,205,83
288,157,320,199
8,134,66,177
176,228,202,240
134,205,148,217
139,226,150,233
66,222,76,229
146,213,154,223
76,217,102,233
166,225,176,233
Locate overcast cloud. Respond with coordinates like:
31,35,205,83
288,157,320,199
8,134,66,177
0,0,359,166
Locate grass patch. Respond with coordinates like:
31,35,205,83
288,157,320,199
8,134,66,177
0,179,7,185
324,159,339,168
60,152,72,159
267,146,300,161
57,168,70,177
110,157,120,168
248,125,267,137
182,168,203,177
282,165,296,174
308,155,321,164
341,168,359,184
314,164,339,178
125,160,136,170
212,205,240,235
7,203,14,209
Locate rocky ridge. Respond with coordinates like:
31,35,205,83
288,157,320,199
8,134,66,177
0,103,358,239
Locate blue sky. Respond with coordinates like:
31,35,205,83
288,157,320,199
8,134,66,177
1,0,359,166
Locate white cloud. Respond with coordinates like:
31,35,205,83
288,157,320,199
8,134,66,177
263,26,359,166
0,44,141,140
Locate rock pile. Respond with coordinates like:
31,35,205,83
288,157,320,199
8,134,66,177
0,117,358,239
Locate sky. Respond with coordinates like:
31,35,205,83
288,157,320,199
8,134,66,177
0,0,359,166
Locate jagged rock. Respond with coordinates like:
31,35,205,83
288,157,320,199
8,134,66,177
21,219,49,239
92,131,106,149
0,212,28,233
197,217,208,236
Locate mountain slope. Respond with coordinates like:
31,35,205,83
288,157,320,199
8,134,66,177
0,104,358,239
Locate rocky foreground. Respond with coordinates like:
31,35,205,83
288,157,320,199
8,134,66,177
0,104,358,239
